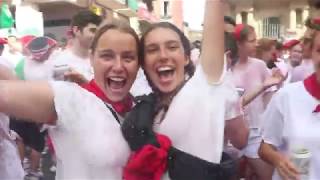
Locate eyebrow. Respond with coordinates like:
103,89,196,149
146,40,180,47
97,49,114,54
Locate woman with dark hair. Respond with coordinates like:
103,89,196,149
259,27,320,180
0,22,140,179
230,24,284,180
121,1,243,179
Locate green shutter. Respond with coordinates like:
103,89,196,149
128,0,138,11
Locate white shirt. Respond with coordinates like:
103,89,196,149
157,65,241,165
231,57,271,139
0,113,24,180
0,59,23,179
48,82,130,180
24,57,55,81
0,56,15,71
262,82,320,180
52,50,93,81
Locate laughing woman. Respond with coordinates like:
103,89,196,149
259,25,320,180
121,0,244,179
0,23,139,180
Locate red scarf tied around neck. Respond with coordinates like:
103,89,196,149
81,80,133,115
303,73,320,113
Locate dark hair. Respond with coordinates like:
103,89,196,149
71,10,102,36
224,16,236,26
239,25,255,42
275,41,283,50
90,21,140,55
139,22,195,78
224,32,238,65
309,0,320,9
0,44,4,55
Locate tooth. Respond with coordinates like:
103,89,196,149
110,77,124,82
158,66,172,72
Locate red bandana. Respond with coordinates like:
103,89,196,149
81,80,133,115
303,73,320,113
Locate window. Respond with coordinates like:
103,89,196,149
163,0,169,17
296,8,303,27
241,11,248,24
262,17,281,38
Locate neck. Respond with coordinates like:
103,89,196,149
70,39,89,59
238,53,248,64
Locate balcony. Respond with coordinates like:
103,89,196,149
23,0,88,7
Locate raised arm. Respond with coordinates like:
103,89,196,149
200,0,225,83
0,81,56,124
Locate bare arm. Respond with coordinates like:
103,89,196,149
242,70,284,107
201,0,224,83
259,141,299,180
224,116,249,149
224,115,249,149
0,81,56,124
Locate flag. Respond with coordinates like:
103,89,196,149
0,2,14,28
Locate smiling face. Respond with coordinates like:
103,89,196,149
143,27,189,94
91,29,139,102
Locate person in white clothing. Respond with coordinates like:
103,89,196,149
259,22,320,180
0,22,140,180
0,62,24,180
51,10,102,83
121,1,245,179
231,24,280,180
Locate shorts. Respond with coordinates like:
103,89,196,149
242,128,262,159
10,118,46,153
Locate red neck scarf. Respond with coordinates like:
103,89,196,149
81,80,133,115
303,73,320,113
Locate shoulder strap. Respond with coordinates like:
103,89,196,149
104,103,120,124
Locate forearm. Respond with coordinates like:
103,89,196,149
242,84,266,106
259,141,282,167
0,81,56,123
201,0,224,83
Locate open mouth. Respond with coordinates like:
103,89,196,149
157,66,175,81
107,77,126,90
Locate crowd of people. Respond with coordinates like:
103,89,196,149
0,0,319,180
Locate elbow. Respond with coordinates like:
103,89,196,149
258,141,265,160
231,128,249,150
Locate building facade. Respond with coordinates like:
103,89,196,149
226,0,320,39
6,0,138,40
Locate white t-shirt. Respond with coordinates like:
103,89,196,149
48,82,130,180
0,113,24,180
0,56,15,71
0,58,23,179
24,57,55,81
157,65,241,166
52,50,93,81
231,58,271,132
262,82,320,180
